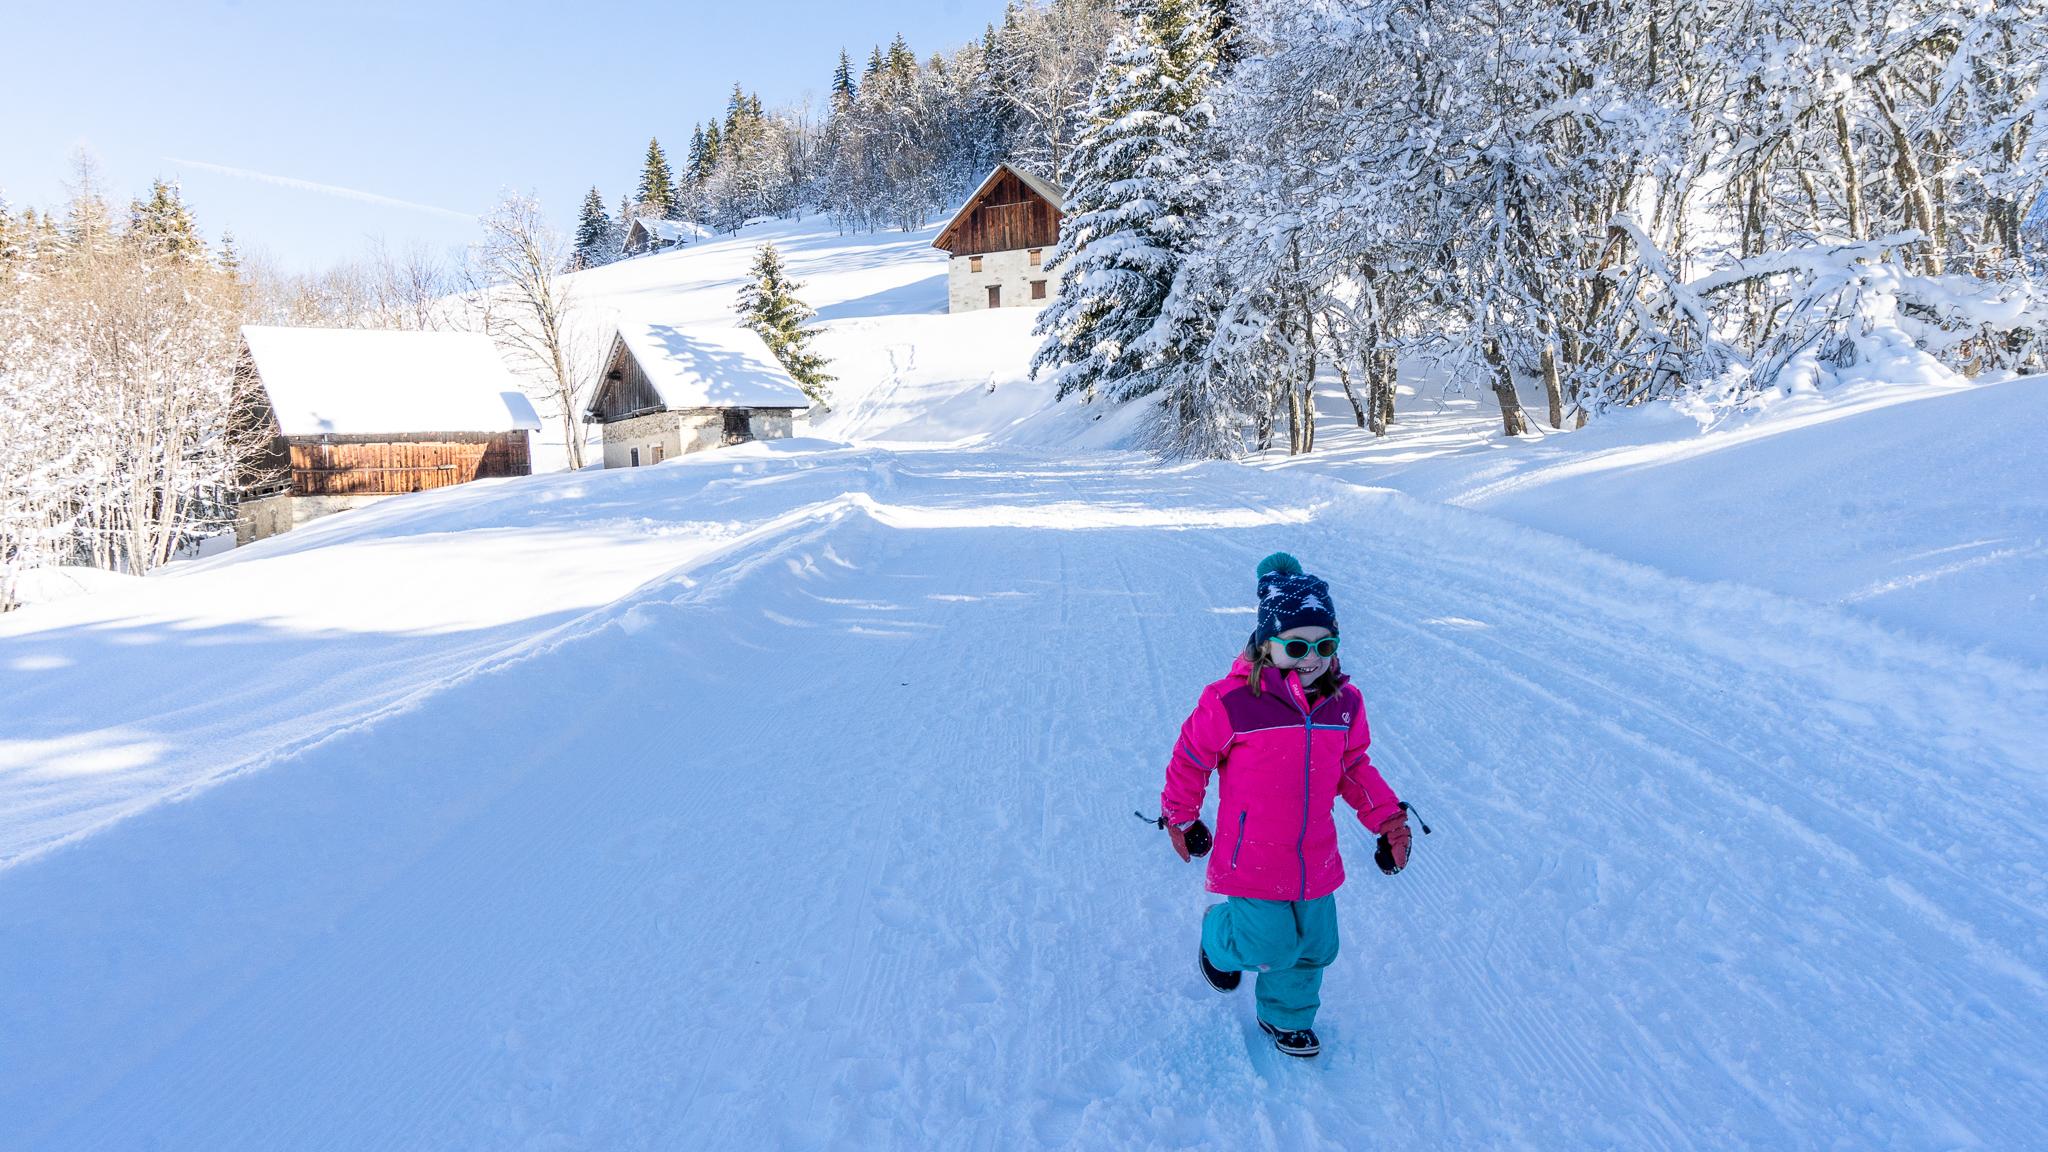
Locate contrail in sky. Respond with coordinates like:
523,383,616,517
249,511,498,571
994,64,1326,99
165,157,475,221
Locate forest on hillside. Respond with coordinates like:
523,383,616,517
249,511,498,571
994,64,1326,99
3,0,2045,604
575,0,2048,455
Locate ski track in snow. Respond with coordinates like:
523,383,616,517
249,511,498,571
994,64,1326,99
2,448,2045,1150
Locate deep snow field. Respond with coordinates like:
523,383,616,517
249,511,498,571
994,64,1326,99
2,215,2045,1150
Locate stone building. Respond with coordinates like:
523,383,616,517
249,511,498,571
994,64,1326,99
931,163,1065,313
583,320,811,468
235,326,541,543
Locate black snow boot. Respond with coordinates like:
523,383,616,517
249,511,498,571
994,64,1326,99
1259,1018,1321,1058
1199,945,1241,993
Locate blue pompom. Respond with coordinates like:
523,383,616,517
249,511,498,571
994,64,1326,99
1257,552,1302,578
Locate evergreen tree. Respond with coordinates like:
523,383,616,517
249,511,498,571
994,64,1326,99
864,45,887,81
573,186,618,268
637,137,676,218
61,156,118,259
688,124,709,181
1031,0,1221,402
216,230,241,276
832,49,858,107
701,122,722,177
734,241,833,405
724,82,750,139
128,178,205,260
887,33,917,80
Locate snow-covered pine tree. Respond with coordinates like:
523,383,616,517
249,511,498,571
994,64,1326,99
127,178,206,260
573,187,618,269
1030,0,1220,404
734,241,833,405
699,122,722,181
832,49,858,107
637,138,676,220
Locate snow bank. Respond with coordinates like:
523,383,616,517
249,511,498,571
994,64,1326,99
1274,370,2048,665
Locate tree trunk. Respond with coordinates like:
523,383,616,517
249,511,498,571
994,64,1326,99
1484,337,1530,437
1370,349,1396,435
1542,343,1564,430
1868,74,1941,272
1834,99,1866,242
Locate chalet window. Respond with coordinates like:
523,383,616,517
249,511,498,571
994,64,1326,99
630,447,641,467
969,255,983,272
723,410,753,444
1028,248,1042,267
1031,280,1047,300
988,285,1002,308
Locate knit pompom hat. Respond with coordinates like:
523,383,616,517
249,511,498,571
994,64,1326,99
1249,552,1338,650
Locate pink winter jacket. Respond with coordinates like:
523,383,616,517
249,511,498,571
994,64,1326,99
1160,656,1401,902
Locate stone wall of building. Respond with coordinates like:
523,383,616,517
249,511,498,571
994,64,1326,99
948,248,1054,313
235,493,295,545
601,408,800,468
600,411,687,469
234,493,393,544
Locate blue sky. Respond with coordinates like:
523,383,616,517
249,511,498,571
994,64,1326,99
1,0,997,271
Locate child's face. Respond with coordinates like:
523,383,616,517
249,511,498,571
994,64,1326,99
1268,625,1335,684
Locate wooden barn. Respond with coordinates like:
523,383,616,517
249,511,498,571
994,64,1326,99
931,162,1065,313
235,326,543,542
584,320,811,469
622,217,712,257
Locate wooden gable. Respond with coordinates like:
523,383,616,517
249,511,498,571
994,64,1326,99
933,164,1064,258
587,334,665,423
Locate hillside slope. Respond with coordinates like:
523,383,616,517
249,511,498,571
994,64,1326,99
1269,372,2048,665
3,445,2044,1149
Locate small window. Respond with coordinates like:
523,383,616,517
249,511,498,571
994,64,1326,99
988,285,1002,308
1028,248,1042,267
969,255,983,272
629,447,641,467
1031,279,1047,300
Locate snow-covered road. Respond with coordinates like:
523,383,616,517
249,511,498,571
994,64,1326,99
3,448,2044,1149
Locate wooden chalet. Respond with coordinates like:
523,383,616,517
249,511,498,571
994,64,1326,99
623,217,711,257
584,320,811,469
236,326,542,542
931,162,1065,313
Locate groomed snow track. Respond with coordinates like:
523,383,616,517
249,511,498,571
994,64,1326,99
3,448,2044,1149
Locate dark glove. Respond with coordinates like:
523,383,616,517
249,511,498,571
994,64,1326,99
1374,810,1412,875
1166,817,1211,862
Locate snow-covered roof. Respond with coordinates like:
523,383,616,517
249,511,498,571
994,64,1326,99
607,320,813,411
628,218,712,245
241,326,543,437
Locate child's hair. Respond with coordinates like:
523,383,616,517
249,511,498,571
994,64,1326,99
1242,636,1344,701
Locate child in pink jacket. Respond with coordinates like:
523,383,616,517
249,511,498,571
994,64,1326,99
1158,552,1412,1058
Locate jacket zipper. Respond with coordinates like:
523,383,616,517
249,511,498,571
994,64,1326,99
1230,810,1246,868
1295,681,1326,901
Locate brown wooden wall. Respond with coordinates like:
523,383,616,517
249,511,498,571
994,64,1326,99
589,337,663,422
288,432,530,496
942,171,1062,257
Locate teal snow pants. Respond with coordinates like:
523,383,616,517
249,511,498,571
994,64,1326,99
1201,894,1341,1031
